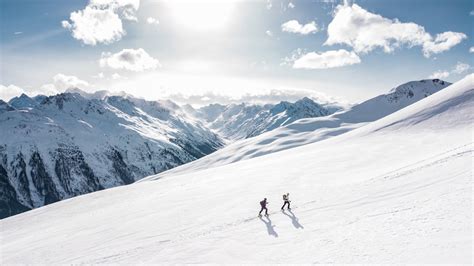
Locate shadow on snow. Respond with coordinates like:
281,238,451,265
259,215,278,237
282,209,304,229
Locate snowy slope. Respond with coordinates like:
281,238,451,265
1,75,472,264
0,92,223,218
151,79,452,178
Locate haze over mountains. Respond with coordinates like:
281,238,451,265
1,75,471,264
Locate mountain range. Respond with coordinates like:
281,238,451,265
1,75,471,263
0,92,224,218
0,91,336,218
188,97,339,140
148,79,452,178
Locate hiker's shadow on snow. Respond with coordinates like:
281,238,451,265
283,210,304,229
259,216,278,237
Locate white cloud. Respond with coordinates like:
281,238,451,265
428,62,471,79
146,17,159,25
469,47,474,53
0,84,25,101
62,0,140,45
288,2,295,9
265,30,273,37
422,32,467,57
452,62,470,74
470,10,474,16
293,49,361,69
428,71,450,79
90,0,140,21
325,4,466,57
50,73,90,91
62,6,124,46
111,73,122,79
281,20,318,35
100,48,160,72
0,74,83,100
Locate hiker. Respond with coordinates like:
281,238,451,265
259,198,269,216
281,193,291,210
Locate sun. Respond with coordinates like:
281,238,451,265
167,0,236,31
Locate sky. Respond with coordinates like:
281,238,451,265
0,0,472,106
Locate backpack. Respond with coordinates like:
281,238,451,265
283,194,287,200
260,200,266,207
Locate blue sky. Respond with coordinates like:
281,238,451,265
0,0,472,105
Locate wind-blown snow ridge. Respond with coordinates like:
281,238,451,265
1,75,471,263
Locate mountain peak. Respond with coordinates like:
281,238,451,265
8,93,37,109
271,97,327,115
389,79,451,96
40,92,86,110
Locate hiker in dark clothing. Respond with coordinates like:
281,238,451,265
281,193,291,210
259,198,269,216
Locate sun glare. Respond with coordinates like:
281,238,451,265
167,0,236,31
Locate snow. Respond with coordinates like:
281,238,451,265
193,97,336,140
1,75,472,263
0,92,223,211
151,79,452,178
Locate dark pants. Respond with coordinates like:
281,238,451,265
259,206,268,215
281,200,290,210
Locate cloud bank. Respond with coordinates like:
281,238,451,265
156,88,344,107
0,84,26,101
0,73,90,101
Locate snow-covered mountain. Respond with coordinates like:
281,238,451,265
1,75,471,264
0,100,15,113
0,92,224,218
8,93,44,109
191,97,338,140
151,79,452,177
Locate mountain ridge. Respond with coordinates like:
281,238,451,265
0,92,224,218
